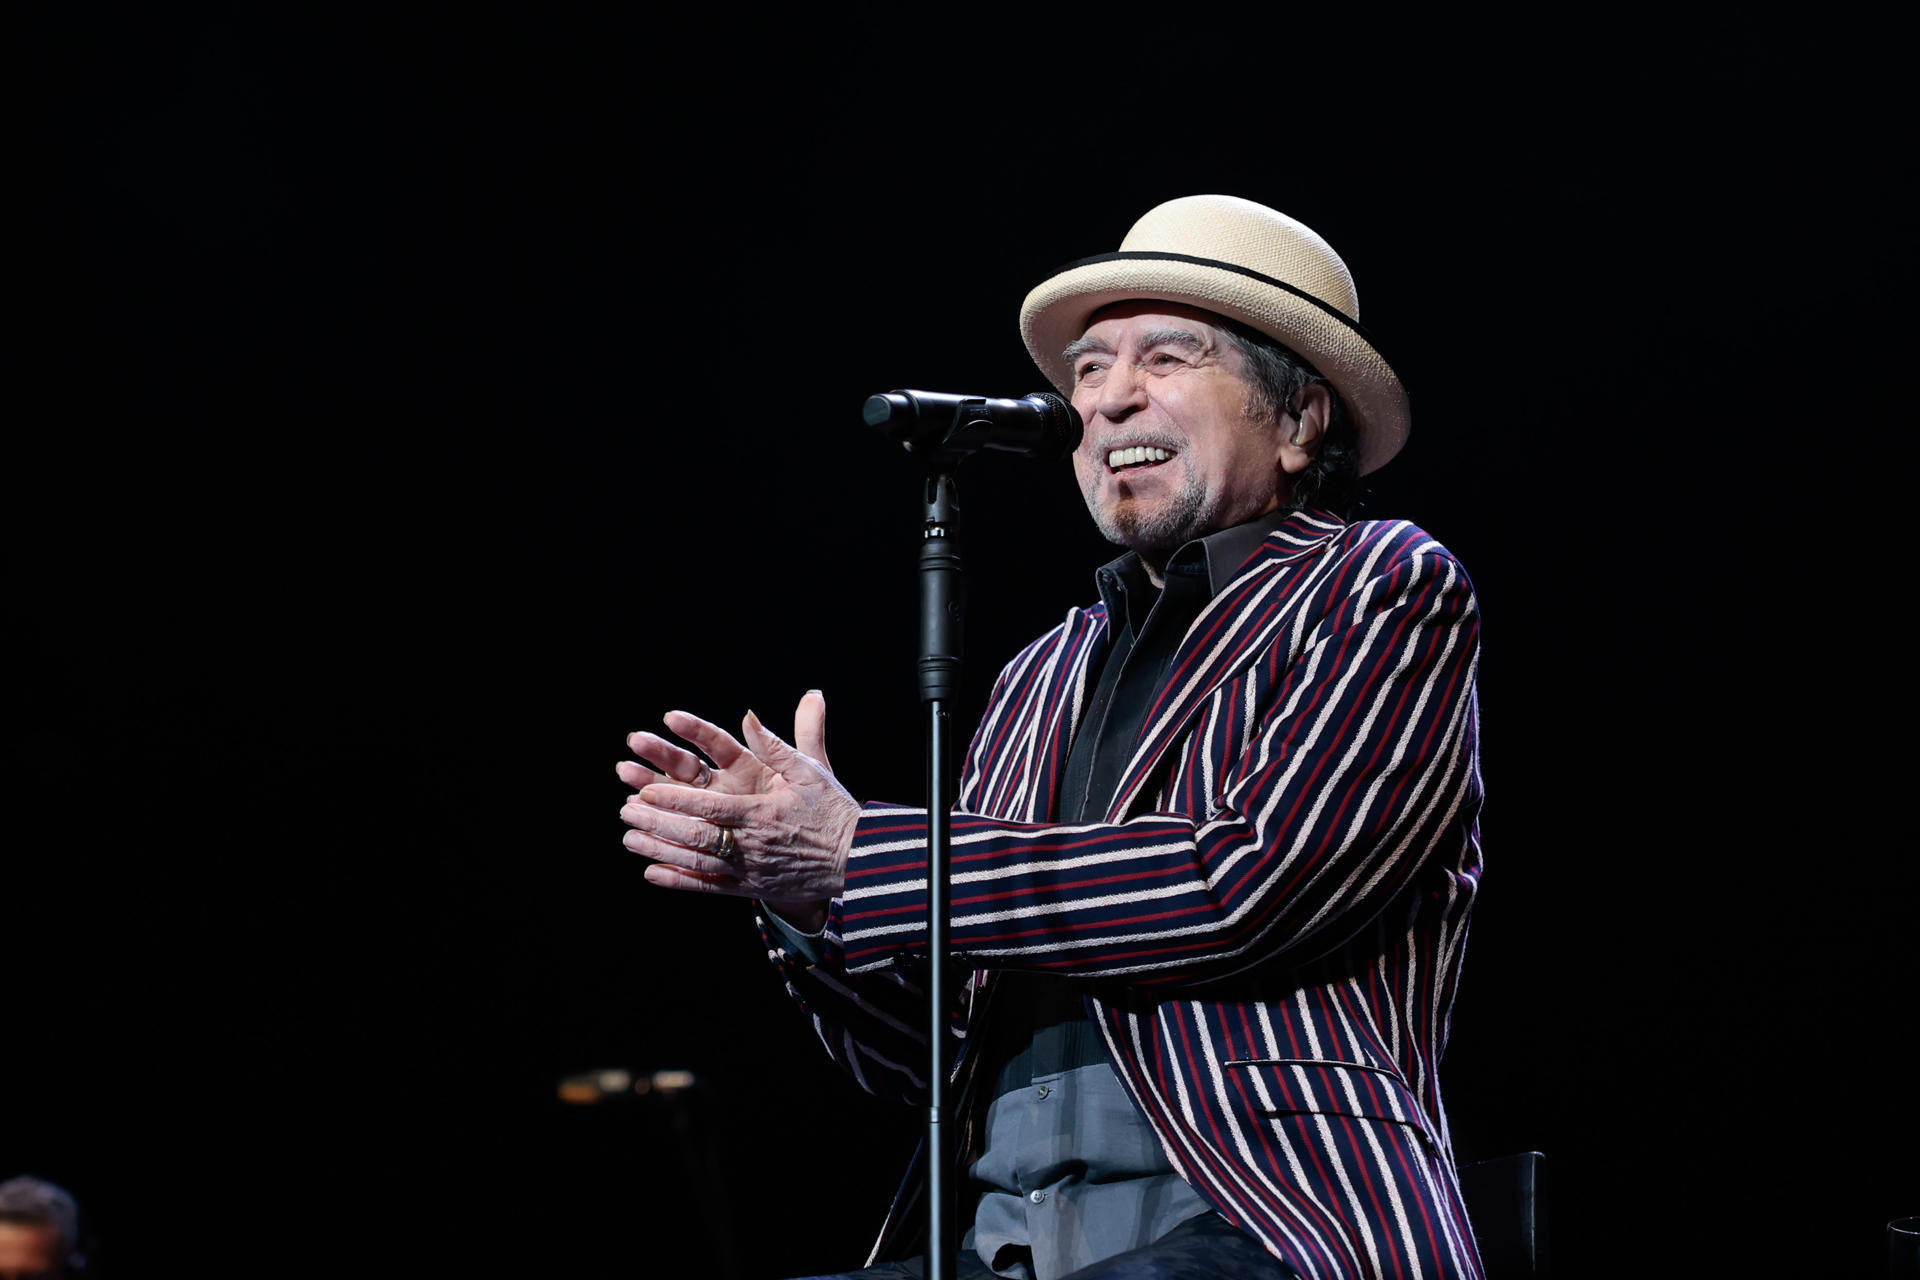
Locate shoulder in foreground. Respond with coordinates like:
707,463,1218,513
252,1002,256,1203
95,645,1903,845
1298,512,1469,568
988,598,1109,683
1277,513,1479,613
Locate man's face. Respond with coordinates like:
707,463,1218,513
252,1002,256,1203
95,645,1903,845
1067,302,1287,564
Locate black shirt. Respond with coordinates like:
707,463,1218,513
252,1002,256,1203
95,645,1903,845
982,507,1296,1094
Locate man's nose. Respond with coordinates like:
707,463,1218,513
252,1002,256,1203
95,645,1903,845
1092,359,1148,421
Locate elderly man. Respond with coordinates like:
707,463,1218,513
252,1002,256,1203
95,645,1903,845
619,195,1485,1280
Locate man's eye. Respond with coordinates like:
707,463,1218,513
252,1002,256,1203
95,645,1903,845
1150,351,1184,366
1074,361,1105,381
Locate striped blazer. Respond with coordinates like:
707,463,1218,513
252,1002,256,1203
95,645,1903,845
761,510,1486,1280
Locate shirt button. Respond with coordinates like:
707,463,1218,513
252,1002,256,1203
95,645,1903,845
1035,1083,1052,1099
1028,1189,1047,1205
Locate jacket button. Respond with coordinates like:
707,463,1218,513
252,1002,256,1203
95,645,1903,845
1028,1189,1047,1205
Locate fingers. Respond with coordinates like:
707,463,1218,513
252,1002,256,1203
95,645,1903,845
623,789,747,839
795,689,833,774
615,759,694,794
624,730,713,788
642,862,743,895
622,793,763,901
632,781,747,824
663,710,755,774
622,824,740,880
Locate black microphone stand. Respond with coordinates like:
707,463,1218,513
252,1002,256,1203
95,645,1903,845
916,465,963,1280
864,387,1078,1280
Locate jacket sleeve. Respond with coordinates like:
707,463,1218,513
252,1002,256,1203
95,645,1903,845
749,635,1061,1106
836,527,1482,987
754,900,951,1104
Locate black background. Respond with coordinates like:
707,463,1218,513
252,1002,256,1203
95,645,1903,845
7,8,1913,1278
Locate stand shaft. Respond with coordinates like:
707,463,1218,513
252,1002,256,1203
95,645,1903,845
918,471,962,1280
925,698,955,1280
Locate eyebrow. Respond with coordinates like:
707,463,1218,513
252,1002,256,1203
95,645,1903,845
1062,327,1212,365
1062,334,1114,364
1139,327,1210,354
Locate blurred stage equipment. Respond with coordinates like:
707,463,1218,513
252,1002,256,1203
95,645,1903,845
553,1067,739,1279
556,1066,698,1104
1890,1216,1919,1277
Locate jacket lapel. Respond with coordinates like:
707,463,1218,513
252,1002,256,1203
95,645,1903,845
1104,513,1344,820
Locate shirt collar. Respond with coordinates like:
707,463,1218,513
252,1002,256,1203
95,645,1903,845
1093,507,1329,617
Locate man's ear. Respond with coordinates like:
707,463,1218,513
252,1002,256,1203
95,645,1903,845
1278,382,1331,476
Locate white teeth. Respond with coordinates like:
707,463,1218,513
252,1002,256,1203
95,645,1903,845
1107,446,1173,469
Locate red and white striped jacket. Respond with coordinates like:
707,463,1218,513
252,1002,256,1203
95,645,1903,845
762,510,1486,1280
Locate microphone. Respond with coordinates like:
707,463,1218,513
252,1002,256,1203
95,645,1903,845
863,389,1083,464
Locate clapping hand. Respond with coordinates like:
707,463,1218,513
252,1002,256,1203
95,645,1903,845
618,690,858,932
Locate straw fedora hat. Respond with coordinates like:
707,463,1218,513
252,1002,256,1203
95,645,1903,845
1019,194,1409,474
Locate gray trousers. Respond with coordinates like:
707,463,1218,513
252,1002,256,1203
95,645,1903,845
790,1212,1301,1280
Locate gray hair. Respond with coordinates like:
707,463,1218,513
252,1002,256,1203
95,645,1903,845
1217,321,1363,516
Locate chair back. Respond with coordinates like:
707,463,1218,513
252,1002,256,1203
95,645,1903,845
1459,1151,1548,1279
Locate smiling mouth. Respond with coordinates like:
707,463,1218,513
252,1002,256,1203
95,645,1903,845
1107,445,1175,472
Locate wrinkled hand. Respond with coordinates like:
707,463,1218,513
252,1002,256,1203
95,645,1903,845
618,691,857,931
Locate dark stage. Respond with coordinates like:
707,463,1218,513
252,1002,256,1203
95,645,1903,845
7,10,1913,1278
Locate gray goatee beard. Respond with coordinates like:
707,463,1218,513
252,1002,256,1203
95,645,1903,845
1084,466,1209,561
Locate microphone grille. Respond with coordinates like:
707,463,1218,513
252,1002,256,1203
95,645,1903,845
1026,391,1083,462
